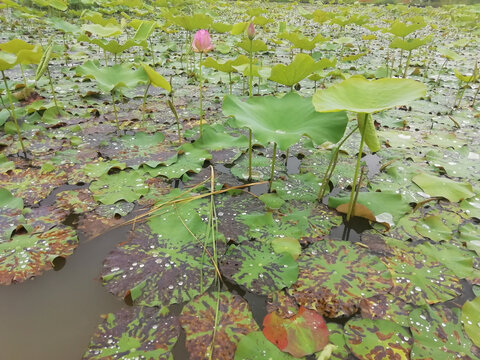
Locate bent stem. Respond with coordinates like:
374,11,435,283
1,70,26,155
142,81,151,128
346,113,369,222
269,142,277,192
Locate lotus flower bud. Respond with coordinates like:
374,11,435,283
247,22,255,40
192,29,214,54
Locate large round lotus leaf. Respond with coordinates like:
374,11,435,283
312,77,426,114
409,304,480,359
0,227,78,285
220,241,298,295
289,240,392,317
102,199,215,306
180,291,258,360
344,318,412,360
223,92,348,151
76,60,148,92
234,331,297,360
269,53,331,86
383,238,462,305
89,170,149,205
83,306,179,360
360,294,413,327
462,296,480,347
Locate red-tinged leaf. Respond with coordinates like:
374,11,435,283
262,306,329,358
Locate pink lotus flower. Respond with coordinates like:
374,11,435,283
192,29,213,54
247,22,255,40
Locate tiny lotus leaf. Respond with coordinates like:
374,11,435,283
223,92,348,151
312,76,427,114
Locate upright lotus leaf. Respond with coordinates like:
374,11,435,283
192,125,248,151
0,227,78,285
83,307,179,360
383,20,426,38
312,77,427,114
220,240,298,295
172,13,212,31
409,304,480,359
0,51,17,71
412,173,474,202
180,291,259,360
236,39,268,53
269,53,331,87
389,35,433,51
223,92,348,151
383,238,462,305
102,198,216,306
48,17,81,35
212,22,233,33
84,38,145,55
141,63,171,92
278,32,326,51
202,55,250,73
76,61,149,93
462,297,480,347
81,23,122,37
262,306,329,358
34,0,67,11
328,191,411,227
344,318,412,360
234,331,297,360
0,39,42,65
89,169,149,204
289,240,392,318
454,68,479,83
133,20,157,42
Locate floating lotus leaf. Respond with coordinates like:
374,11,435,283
0,227,77,285
76,60,148,93
83,306,179,360
389,35,433,51
180,291,258,360
269,54,331,87
231,153,285,181
459,222,480,256
312,76,426,114
271,173,320,202
259,193,285,210
326,323,350,360
412,172,475,202
55,189,97,214
271,237,301,260
141,63,171,92
234,331,296,360
360,294,413,327
220,241,298,295
290,240,392,317
0,188,26,243
83,160,127,179
426,146,480,179
223,92,348,151
81,23,122,37
262,306,329,358
344,318,412,360
409,304,480,359
89,169,149,205
384,238,462,305
462,296,480,347
461,195,480,219
202,55,250,73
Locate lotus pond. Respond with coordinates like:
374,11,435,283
1,0,480,359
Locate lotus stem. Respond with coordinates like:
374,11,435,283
472,85,479,107
436,59,448,84
248,39,253,98
142,81,151,128
168,98,182,144
352,166,366,214
228,72,232,95
20,64,27,86
403,50,412,78
317,125,359,200
46,66,58,108
111,90,120,131
269,142,277,192
1,70,26,155
149,37,156,65
103,49,107,66
199,52,203,137
346,114,369,222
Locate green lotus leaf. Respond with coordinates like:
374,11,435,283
81,23,122,37
235,331,297,360
409,304,480,359
83,307,179,360
426,146,480,179
412,173,475,202
326,323,350,359
16,45,43,65
232,63,271,78
236,38,268,53
0,39,34,55
269,53,331,87
438,47,465,61
133,20,156,42
0,187,23,210
312,76,427,114
202,55,249,73
180,291,258,360
290,240,392,317
462,296,480,348
192,124,248,151
383,20,426,38
172,13,212,31
230,21,248,35
220,240,298,295
278,32,326,51
357,112,380,152
0,227,78,285
82,160,127,179
459,222,480,256
48,17,81,35
259,193,285,210
89,169,149,205
360,294,413,327
87,38,145,55
141,63,171,92
271,237,301,260
344,318,412,359
0,51,17,71
460,195,480,219
454,68,479,83
223,92,348,151
211,22,233,33
389,35,433,51
76,60,149,93
0,187,26,243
